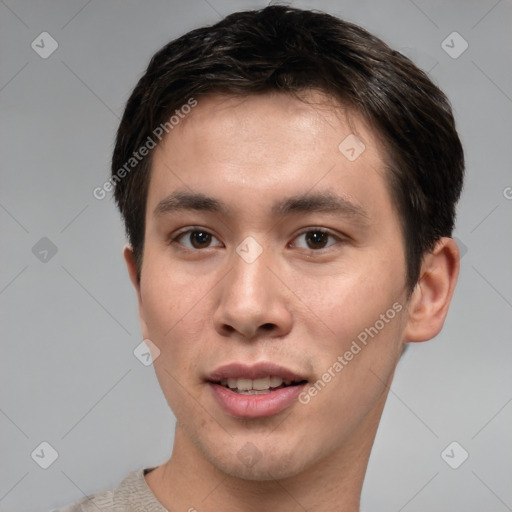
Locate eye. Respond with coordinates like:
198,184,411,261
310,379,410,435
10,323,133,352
171,229,222,250
292,229,340,250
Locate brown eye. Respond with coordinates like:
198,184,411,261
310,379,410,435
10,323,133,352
187,231,212,248
293,229,338,250
172,229,222,250
305,231,329,249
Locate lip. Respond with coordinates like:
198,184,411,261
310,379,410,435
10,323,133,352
206,362,308,382
209,382,307,418
206,362,308,419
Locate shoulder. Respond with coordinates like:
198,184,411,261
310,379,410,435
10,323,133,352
54,468,166,512
54,492,113,511
54,488,116,512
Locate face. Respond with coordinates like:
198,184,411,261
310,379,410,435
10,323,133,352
129,92,412,480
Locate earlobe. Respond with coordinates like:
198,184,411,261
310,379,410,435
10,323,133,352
123,245,149,339
403,237,460,343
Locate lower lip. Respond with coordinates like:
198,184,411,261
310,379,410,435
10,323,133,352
209,382,306,419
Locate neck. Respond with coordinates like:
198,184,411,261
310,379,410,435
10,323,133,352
145,397,386,512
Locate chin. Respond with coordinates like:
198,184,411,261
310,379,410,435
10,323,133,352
202,438,316,482
219,458,304,482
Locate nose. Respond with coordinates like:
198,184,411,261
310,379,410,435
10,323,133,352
212,246,293,340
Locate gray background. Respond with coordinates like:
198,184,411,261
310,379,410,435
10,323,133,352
1,0,511,511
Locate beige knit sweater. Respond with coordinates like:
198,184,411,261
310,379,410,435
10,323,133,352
56,468,167,511
56,468,364,511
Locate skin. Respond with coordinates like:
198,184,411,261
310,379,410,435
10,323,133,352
124,91,460,512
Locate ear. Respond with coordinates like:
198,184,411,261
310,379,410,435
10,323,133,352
123,244,149,340
403,237,460,343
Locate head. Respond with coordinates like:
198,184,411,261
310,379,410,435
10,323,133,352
112,6,463,482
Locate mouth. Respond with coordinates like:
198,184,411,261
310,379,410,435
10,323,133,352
212,376,308,395
206,362,309,418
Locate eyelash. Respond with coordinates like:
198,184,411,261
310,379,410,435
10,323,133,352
168,226,344,252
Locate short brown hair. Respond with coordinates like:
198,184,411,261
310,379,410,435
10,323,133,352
112,5,464,291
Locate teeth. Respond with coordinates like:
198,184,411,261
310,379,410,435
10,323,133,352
270,376,284,387
253,377,270,390
222,376,287,391
237,378,253,391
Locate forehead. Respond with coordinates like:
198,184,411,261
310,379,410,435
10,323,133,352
160,91,377,162
147,91,393,223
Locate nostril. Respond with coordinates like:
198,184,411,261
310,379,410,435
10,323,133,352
261,323,275,330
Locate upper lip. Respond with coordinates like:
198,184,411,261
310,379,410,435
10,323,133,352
206,362,308,382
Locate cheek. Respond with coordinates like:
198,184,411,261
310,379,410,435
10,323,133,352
140,260,211,366
141,267,211,416
298,297,405,441
314,273,405,384
292,257,407,416
294,257,404,346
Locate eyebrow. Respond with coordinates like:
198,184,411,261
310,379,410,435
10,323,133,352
153,189,369,222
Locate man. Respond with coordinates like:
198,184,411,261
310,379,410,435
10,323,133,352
62,5,464,511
